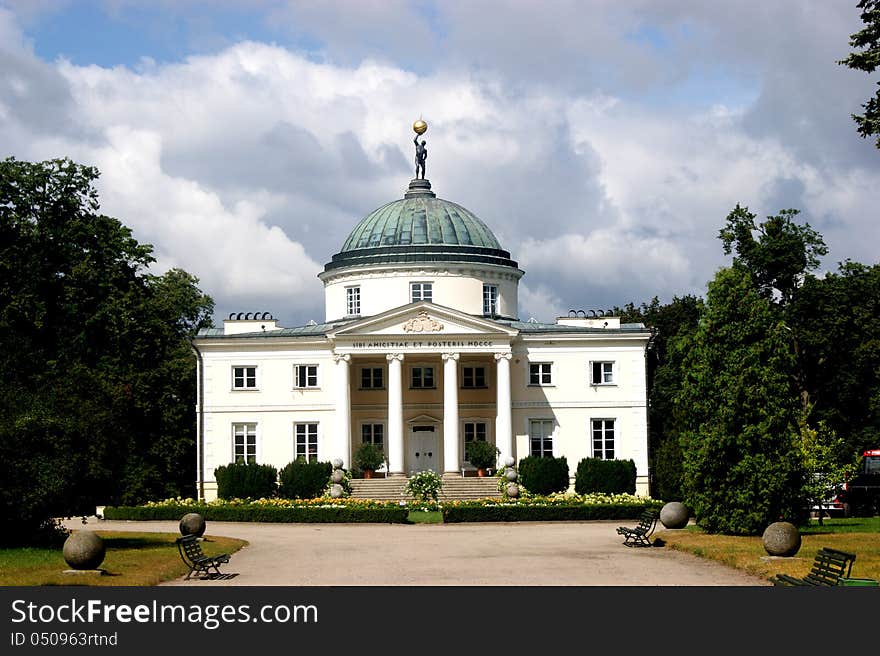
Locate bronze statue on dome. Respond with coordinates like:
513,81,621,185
413,119,428,179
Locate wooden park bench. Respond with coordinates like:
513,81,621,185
616,510,659,547
176,535,231,580
771,547,856,586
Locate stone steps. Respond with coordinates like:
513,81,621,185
349,475,501,501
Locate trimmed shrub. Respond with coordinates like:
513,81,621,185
575,458,637,495
442,503,659,523
214,462,278,500
278,459,333,499
103,504,408,523
518,456,570,495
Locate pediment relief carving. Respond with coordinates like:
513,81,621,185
402,311,444,333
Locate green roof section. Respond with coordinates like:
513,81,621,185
324,178,519,272
340,181,502,251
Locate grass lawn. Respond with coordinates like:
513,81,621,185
657,517,880,583
406,510,443,523
0,531,247,586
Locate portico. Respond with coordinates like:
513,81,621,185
328,302,517,476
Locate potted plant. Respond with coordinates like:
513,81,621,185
353,442,385,479
465,441,500,477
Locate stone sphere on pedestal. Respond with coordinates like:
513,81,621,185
659,502,689,529
332,459,343,470
331,469,345,484
762,521,801,556
505,468,518,482
330,484,344,498
504,457,515,468
506,483,519,498
179,513,206,538
63,531,106,570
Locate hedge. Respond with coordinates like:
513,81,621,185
442,503,660,523
214,463,278,500
278,460,332,499
518,455,570,495
574,458,637,495
103,504,408,523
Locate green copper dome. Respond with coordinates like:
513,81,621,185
324,179,518,272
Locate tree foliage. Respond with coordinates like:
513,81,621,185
719,205,827,305
0,157,213,543
787,260,880,455
839,0,880,148
676,266,807,534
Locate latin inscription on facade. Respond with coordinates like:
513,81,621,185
343,339,497,351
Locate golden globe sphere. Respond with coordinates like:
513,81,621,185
413,119,428,135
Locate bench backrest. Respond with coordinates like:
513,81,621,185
803,547,856,585
639,511,658,530
177,535,206,565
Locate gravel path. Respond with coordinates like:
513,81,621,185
66,517,768,586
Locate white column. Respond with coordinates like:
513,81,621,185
386,353,405,476
442,352,460,474
333,353,351,468
495,352,513,465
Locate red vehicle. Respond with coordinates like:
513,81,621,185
840,449,880,517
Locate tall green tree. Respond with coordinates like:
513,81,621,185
719,205,827,306
0,157,213,543
676,266,807,534
839,0,880,148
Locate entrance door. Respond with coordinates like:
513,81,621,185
408,425,439,474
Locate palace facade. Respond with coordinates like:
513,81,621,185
193,173,653,500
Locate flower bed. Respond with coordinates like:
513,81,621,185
103,497,410,523
441,493,661,523
103,494,658,524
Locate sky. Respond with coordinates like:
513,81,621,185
1,0,878,326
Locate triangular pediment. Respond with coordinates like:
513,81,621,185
328,302,519,338
406,414,441,425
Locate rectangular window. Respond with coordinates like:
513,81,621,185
411,366,435,389
233,423,257,464
232,366,257,390
462,366,487,388
361,423,385,447
294,364,319,389
410,282,433,303
529,419,554,457
294,423,319,463
529,362,553,386
346,286,361,316
483,284,498,316
591,361,615,385
360,367,384,389
464,421,487,444
592,419,615,460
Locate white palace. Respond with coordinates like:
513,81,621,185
193,130,653,500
